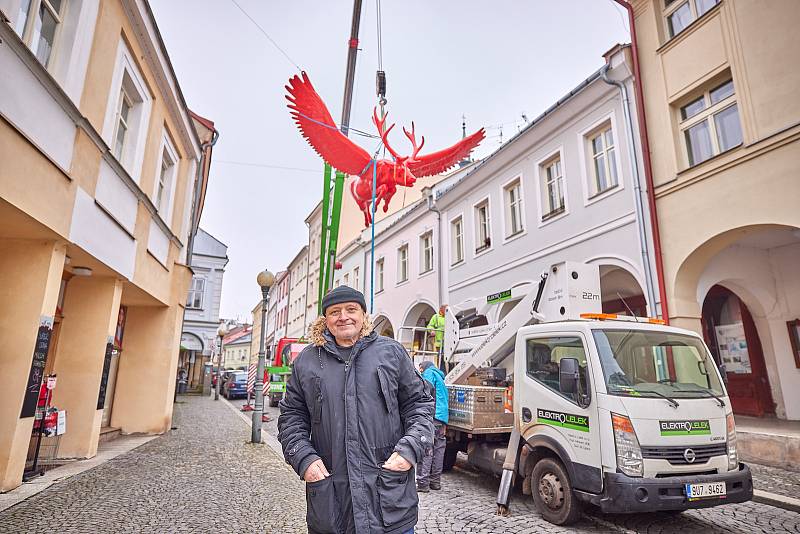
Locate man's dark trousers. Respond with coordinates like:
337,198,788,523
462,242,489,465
417,421,446,489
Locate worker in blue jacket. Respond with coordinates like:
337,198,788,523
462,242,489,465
416,360,449,492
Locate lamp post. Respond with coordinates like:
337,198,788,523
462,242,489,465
253,269,275,443
215,322,228,401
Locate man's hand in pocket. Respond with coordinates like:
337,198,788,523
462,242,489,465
382,452,412,472
304,459,330,482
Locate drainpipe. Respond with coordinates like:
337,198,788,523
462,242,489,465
423,187,445,307
611,0,670,323
600,63,658,317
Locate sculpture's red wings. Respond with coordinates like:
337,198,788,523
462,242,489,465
407,128,485,178
286,72,371,176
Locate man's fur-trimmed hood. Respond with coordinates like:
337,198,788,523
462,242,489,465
307,315,374,347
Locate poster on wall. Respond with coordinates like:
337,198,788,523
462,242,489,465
716,322,751,374
97,338,114,410
20,316,53,418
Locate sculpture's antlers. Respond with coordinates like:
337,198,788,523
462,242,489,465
403,122,425,161
373,107,401,161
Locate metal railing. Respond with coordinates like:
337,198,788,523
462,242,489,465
397,325,443,367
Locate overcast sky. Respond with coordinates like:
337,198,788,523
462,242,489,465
150,0,630,321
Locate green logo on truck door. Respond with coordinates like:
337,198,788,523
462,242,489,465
659,420,710,436
537,409,589,433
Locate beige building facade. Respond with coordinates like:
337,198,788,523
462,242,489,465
0,0,214,491
285,245,308,339
629,0,800,419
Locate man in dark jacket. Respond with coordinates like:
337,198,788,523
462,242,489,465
278,286,434,534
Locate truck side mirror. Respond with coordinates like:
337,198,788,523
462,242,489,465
559,358,580,395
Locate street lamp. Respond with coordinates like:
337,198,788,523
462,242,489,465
253,269,275,443
215,322,228,401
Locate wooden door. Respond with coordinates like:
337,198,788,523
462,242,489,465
702,285,775,417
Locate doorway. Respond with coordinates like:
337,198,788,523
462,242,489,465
702,285,775,417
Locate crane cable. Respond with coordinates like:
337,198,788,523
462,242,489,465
370,0,386,313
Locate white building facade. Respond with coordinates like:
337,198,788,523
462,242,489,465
181,228,228,388
437,47,658,331
351,47,657,372
351,166,477,352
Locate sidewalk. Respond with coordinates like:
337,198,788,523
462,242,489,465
0,395,307,533
749,462,800,512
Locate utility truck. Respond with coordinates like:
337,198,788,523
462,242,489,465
440,262,752,525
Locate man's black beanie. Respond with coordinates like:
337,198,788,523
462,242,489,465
321,285,367,315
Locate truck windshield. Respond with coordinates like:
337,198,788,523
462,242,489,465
592,329,724,399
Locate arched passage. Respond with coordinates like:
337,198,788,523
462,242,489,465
179,332,205,390
675,224,800,419
401,301,436,353
372,314,394,338
599,265,647,316
701,285,774,416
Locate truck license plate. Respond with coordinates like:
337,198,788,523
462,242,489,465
685,482,726,500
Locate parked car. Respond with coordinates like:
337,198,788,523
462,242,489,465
213,369,237,389
223,371,248,399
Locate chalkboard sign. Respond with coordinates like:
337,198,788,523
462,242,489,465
97,341,114,410
20,320,53,418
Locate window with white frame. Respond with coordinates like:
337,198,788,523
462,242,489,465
104,40,151,180
587,125,618,196
397,244,409,283
343,273,349,286
112,75,144,166
113,88,132,161
353,267,359,290
664,0,719,38
186,276,205,309
376,258,385,292
541,156,565,218
154,139,177,215
15,0,66,67
474,200,491,252
504,179,524,237
679,79,742,167
451,216,464,265
420,231,434,274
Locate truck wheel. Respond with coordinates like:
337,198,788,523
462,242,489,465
531,458,581,526
442,446,459,472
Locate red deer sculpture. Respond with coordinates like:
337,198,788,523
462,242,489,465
286,72,485,226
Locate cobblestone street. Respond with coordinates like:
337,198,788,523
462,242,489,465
0,395,306,534
1,394,798,533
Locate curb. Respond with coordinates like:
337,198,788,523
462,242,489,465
753,489,800,513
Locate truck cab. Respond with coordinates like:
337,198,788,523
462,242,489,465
441,262,752,525
514,317,752,524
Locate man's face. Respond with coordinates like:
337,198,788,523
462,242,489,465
325,302,365,342
439,305,447,316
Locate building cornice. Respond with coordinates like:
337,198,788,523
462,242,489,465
125,0,201,159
